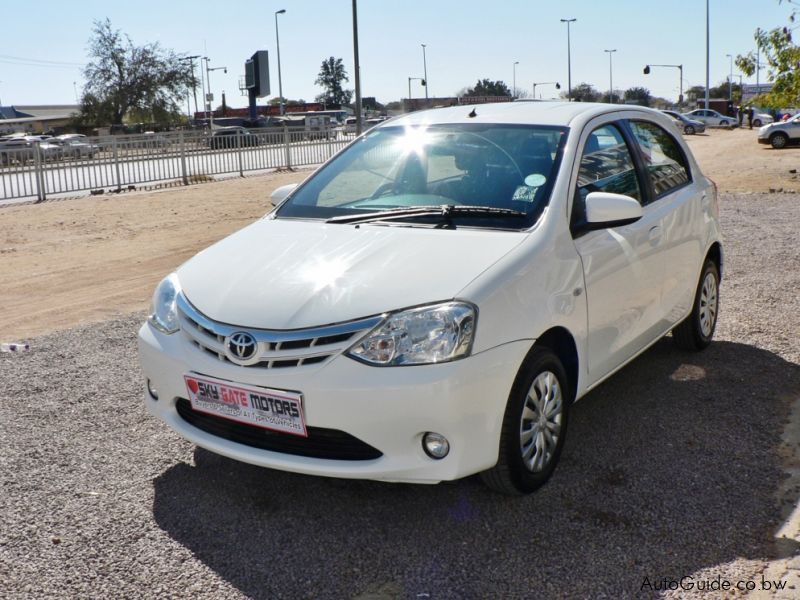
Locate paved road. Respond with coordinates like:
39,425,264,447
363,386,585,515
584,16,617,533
1,193,799,598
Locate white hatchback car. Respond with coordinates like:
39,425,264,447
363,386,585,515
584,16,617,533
139,102,722,495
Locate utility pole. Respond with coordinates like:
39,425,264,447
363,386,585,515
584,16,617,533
352,0,362,136
560,18,577,101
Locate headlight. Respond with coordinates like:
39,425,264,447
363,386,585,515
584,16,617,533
148,273,181,334
347,302,476,366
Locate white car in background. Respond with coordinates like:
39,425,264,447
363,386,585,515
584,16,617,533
683,108,737,128
139,102,723,495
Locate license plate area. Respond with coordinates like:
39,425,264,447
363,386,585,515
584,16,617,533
184,374,307,437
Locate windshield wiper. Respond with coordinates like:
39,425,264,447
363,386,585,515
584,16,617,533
326,204,527,225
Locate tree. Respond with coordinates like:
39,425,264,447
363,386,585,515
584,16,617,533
315,57,353,106
734,1,800,107
600,91,622,103
564,83,600,102
624,86,652,107
78,19,191,125
461,79,511,97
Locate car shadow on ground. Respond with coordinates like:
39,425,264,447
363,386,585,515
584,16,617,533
152,339,800,599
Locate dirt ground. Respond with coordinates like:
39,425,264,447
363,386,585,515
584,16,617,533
0,126,796,341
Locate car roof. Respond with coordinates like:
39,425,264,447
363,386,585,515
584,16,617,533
387,101,665,130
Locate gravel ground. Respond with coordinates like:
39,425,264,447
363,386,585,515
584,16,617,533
1,192,799,599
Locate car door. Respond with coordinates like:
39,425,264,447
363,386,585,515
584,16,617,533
626,119,703,328
571,121,665,384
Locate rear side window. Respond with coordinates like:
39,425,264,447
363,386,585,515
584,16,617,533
629,121,690,198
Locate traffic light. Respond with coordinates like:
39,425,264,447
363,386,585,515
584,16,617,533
643,65,651,75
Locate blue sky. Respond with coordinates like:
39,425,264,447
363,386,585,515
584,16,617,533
0,0,794,108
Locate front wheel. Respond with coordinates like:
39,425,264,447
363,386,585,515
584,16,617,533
771,133,789,149
673,259,720,350
685,125,696,135
480,348,571,495
753,119,762,127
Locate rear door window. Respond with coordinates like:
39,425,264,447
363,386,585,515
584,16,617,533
628,121,690,200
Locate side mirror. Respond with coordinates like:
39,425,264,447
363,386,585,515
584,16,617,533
585,191,643,228
269,183,298,207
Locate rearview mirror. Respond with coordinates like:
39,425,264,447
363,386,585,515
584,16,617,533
585,191,643,228
269,183,298,207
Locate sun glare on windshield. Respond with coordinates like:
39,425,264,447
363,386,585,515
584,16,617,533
393,125,434,156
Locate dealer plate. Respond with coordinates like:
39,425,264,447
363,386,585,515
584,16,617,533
184,374,307,437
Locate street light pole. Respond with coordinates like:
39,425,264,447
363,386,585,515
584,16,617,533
181,55,200,118
705,0,710,110
532,81,560,99
604,49,616,103
206,62,227,128
726,53,733,101
513,61,519,99
644,63,684,106
275,9,286,116
560,18,576,101
408,77,423,100
421,44,429,100
352,0,362,136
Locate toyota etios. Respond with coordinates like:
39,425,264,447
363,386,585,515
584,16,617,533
139,102,722,495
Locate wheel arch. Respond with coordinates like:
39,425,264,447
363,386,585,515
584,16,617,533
532,326,579,401
706,242,723,281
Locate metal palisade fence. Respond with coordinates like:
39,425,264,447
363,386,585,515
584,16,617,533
0,127,353,202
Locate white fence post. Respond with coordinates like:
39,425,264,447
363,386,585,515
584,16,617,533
33,143,46,203
179,130,188,185
112,138,122,192
283,125,292,169
237,129,244,177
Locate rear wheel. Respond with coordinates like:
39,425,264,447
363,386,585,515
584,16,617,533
771,132,789,149
673,259,719,350
753,118,762,127
481,348,571,495
684,125,696,135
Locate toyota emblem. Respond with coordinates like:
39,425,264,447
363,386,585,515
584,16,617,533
227,331,258,362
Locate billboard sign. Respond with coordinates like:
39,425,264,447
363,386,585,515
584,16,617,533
245,51,270,98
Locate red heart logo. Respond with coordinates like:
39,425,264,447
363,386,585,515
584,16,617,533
187,379,199,394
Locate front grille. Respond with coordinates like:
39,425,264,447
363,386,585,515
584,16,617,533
175,398,383,461
177,294,382,370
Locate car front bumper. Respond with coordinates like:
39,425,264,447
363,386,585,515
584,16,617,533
138,322,531,484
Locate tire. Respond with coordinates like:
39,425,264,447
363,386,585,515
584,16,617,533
673,259,720,351
771,133,789,149
753,119,762,127
721,120,732,128
480,347,571,495
684,125,696,135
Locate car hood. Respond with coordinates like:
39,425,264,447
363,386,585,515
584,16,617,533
177,218,527,329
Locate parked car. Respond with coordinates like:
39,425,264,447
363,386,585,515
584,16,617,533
0,138,33,165
749,111,774,127
49,137,100,158
757,113,800,148
208,126,261,149
682,108,736,128
139,102,722,495
661,110,706,135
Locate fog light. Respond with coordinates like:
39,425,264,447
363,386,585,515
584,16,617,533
146,379,159,401
422,432,450,459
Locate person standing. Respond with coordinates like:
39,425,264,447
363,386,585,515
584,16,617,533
737,106,744,127
747,106,754,129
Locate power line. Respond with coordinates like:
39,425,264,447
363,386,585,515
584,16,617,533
0,54,85,67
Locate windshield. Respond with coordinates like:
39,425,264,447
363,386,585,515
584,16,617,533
276,123,567,229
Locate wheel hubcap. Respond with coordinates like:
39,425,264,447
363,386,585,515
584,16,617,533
519,371,563,472
699,272,718,337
